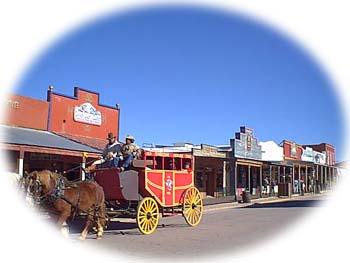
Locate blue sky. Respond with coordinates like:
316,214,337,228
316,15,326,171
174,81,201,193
15,6,345,160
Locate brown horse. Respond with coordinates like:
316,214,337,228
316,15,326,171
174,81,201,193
25,170,107,240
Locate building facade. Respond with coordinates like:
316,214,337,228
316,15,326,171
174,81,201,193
47,86,120,149
229,126,263,200
303,143,337,191
1,86,120,179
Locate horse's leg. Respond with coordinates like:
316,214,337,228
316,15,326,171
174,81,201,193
96,205,106,239
56,211,70,238
95,196,108,239
90,207,104,239
95,218,104,240
99,201,108,232
61,221,70,238
79,212,94,240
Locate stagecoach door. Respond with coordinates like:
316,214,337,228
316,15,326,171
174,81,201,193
164,171,175,206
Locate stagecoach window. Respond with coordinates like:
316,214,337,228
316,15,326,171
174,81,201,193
155,156,163,170
164,157,176,170
146,156,154,169
174,158,181,170
182,158,192,170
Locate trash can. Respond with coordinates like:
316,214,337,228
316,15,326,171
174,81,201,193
316,183,320,194
278,183,285,197
242,190,251,203
278,183,292,198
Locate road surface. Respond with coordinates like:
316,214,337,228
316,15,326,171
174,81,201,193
68,195,326,260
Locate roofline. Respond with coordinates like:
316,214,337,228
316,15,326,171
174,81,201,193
49,86,119,111
303,143,335,149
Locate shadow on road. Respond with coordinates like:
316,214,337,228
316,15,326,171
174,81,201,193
241,199,323,209
68,217,191,237
68,218,140,235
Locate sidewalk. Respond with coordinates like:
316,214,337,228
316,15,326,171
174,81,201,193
203,191,330,213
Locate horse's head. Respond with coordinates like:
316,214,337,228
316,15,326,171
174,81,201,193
26,170,57,198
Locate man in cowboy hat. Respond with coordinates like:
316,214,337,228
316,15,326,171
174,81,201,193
119,134,141,172
84,132,123,173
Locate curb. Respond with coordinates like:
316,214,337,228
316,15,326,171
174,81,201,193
203,192,328,213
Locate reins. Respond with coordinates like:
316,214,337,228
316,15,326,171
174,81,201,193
62,160,96,175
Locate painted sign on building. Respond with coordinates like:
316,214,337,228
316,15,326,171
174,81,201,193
3,98,20,109
246,134,252,151
283,141,303,160
231,126,262,160
314,152,326,165
301,146,326,164
291,143,297,158
74,102,102,126
301,147,314,162
302,143,335,166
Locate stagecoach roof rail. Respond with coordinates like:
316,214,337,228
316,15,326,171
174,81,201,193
144,151,193,159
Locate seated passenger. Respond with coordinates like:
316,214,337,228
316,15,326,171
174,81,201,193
183,162,192,173
84,132,122,173
118,135,141,172
166,159,176,170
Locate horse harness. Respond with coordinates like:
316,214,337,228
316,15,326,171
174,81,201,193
28,172,105,221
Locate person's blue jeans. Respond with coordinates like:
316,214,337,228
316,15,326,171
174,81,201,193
121,153,134,169
112,157,121,167
103,157,121,168
294,181,299,193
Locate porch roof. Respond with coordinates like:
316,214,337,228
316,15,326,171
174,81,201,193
0,125,102,154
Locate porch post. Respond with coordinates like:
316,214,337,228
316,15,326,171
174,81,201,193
223,161,227,196
278,166,281,184
305,166,308,192
292,165,295,193
321,166,324,190
81,152,87,181
298,165,301,194
260,165,262,197
235,162,238,201
18,148,25,177
248,165,251,193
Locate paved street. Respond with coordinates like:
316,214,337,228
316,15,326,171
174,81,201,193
68,194,326,260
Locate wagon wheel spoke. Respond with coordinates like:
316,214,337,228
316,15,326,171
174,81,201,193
182,187,203,227
137,197,159,235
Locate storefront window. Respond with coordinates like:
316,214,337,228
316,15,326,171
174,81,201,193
237,165,248,189
195,170,205,189
216,168,223,191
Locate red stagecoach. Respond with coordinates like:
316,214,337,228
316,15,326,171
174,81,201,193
92,151,203,234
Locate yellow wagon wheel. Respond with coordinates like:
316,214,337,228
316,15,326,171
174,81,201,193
137,197,160,235
182,186,203,227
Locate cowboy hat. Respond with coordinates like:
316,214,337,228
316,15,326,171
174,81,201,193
107,132,116,140
125,135,135,141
